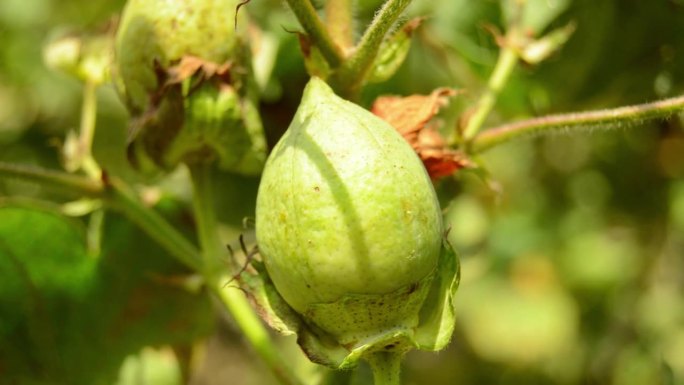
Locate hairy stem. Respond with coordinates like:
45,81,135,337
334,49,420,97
462,45,519,141
325,0,355,51
471,94,684,152
333,0,411,98
284,0,345,67
365,351,403,385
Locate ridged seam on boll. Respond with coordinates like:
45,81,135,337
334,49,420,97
256,78,442,314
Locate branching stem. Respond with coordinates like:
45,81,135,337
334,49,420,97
333,0,412,98
462,45,519,141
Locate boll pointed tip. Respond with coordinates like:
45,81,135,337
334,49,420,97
302,76,336,100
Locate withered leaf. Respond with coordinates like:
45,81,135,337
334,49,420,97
165,55,232,86
371,88,456,135
371,88,468,180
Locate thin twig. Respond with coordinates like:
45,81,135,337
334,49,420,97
461,44,519,141
0,162,104,197
471,95,684,153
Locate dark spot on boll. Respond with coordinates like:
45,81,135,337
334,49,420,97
384,343,395,350
408,282,419,294
313,186,320,192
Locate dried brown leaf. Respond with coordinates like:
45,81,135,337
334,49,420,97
371,88,468,180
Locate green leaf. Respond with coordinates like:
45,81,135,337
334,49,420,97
0,201,95,298
0,201,97,383
91,204,214,352
0,200,213,385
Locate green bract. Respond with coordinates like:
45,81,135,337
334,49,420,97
115,0,266,175
244,78,460,369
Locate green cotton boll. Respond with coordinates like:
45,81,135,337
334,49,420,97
115,0,244,112
256,78,443,347
115,0,267,175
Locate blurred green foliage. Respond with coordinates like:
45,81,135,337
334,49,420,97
0,0,683,384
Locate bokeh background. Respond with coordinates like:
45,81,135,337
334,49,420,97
1,0,683,384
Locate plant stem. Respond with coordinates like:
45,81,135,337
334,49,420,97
320,369,353,385
212,283,305,385
86,208,105,257
79,81,101,179
471,94,684,153
0,162,203,270
0,163,201,269
105,177,204,271
462,45,519,141
0,162,103,196
333,0,412,97
284,0,345,67
187,163,305,385
188,164,223,278
325,0,355,51
365,351,403,385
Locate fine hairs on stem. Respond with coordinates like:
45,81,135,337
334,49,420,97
333,0,412,97
471,94,684,153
